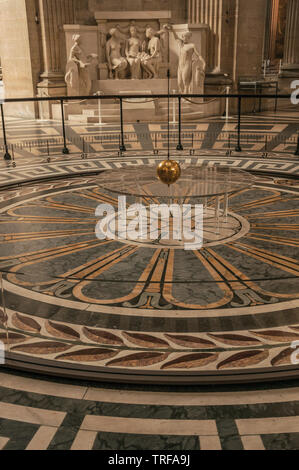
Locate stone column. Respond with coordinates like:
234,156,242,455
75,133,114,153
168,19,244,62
281,0,299,77
264,0,280,64
233,1,268,82
37,0,75,116
0,0,41,117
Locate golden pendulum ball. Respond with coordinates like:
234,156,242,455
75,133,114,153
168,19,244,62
157,160,181,185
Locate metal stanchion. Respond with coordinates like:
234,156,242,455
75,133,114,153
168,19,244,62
46,139,51,162
60,99,69,155
190,132,195,155
226,133,232,156
81,137,87,159
235,96,242,152
119,97,126,153
176,95,183,151
0,104,11,160
154,132,159,155
0,272,9,348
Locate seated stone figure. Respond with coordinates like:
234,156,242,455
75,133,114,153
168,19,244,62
141,27,162,79
106,28,128,79
125,25,142,79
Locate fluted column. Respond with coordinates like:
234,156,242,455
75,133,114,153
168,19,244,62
281,0,299,76
265,0,280,63
38,0,75,93
188,0,225,73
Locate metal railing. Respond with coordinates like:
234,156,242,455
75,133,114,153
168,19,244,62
1,131,298,164
0,92,298,161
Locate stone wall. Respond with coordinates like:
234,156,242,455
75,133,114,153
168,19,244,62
0,0,41,117
75,0,187,24
234,0,268,80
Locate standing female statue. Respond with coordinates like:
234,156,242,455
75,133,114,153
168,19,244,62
170,27,206,94
125,26,142,79
65,35,97,96
106,28,128,79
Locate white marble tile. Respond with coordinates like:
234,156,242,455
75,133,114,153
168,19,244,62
81,416,218,435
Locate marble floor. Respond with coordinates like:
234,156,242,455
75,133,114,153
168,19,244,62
0,153,298,383
0,369,299,449
0,110,298,449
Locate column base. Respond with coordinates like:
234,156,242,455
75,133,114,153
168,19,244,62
279,66,299,94
37,75,67,120
280,64,299,78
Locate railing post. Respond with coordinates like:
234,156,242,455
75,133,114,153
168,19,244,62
176,95,183,151
0,104,11,160
295,133,299,156
60,99,69,155
190,131,194,155
119,97,126,152
226,133,231,156
274,82,278,113
263,134,268,158
235,96,242,152
46,139,50,161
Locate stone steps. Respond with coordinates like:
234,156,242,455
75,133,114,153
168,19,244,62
82,108,120,117
68,114,120,123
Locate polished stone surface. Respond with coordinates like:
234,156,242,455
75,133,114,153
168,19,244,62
0,146,298,382
0,369,299,449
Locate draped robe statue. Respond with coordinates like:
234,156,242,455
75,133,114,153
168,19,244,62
125,26,142,79
65,34,97,96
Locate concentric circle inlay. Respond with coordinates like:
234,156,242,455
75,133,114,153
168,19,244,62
0,161,298,383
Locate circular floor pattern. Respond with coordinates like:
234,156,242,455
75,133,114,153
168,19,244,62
103,206,251,249
0,160,299,383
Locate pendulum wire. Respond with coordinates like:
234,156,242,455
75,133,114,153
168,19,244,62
167,68,170,161
167,0,170,162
